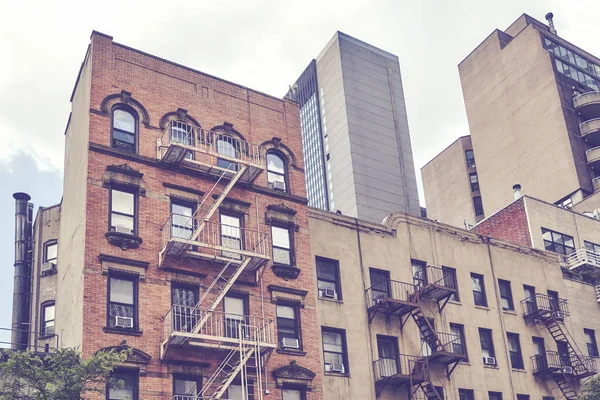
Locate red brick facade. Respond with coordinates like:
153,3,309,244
471,198,532,247
72,32,322,399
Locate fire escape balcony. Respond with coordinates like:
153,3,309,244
565,248,600,274
366,280,419,323
532,351,597,379
414,266,458,312
157,121,265,184
580,118,600,147
426,331,467,366
574,91,600,121
159,216,270,270
521,293,569,323
161,306,276,359
373,354,427,390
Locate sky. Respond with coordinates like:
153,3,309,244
1,0,600,345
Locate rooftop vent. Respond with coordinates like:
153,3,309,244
513,184,522,200
545,12,557,35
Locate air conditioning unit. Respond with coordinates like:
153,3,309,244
114,226,133,235
483,357,496,365
373,293,388,304
553,311,564,320
282,337,300,349
115,316,133,328
562,366,574,375
330,363,345,373
41,262,57,274
271,181,286,191
323,288,337,299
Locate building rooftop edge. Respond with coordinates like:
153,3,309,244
420,134,471,170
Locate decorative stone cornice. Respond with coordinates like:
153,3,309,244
271,265,301,281
105,231,143,250
272,361,316,389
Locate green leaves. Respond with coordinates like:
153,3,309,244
0,347,128,400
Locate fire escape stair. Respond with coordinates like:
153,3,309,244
202,347,255,399
552,373,579,400
410,307,443,360
417,382,444,400
543,316,589,377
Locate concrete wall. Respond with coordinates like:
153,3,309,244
309,208,600,400
460,24,583,217
421,136,478,227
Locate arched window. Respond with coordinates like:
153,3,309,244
267,152,287,191
112,108,137,152
216,134,240,171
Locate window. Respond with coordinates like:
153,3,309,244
277,304,301,350
533,337,547,372
267,152,287,191
110,189,136,235
225,383,253,400
173,375,202,398
488,392,502,400
585,241,600,255
517,395,530,400
547,290,561,313
507,333,524,369
108,370,138,400
108,275,137,330
369,268,390,299
322,327,348,374
473,196,484,217
216,134,239,171
443,266,459,301
523,285,536,314
411,259,427,289
459,389,474,400
498,279,514,311
465,149,476,168
171,201,195,239
316,257,341,300
282,388,305,400
171,284,198,332
224,295,248,339
541,228,575,255
450,323,468,360
111,108,136,152
271,226,292,265
169,121,195,160
471,273,487,307
585,329,599,357
377,336,399,376
41,302,55,336
44,241,57,263
469,173,479,192
479,328,496,364
220,213,242,259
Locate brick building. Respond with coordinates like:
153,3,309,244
13,31,323,399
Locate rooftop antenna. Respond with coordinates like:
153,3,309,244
545,12,557,36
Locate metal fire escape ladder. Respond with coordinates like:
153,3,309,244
552,372,579,400
410,293,444,359
408,359,444,400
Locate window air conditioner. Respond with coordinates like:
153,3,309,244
282,337,300,349
114,226,133,235
323,288,337,299
562,366,574,375
330,363,345,373
483,356,496,365
272,181,286,191
41,262,57,274
552,311,564,320
115,316,134,328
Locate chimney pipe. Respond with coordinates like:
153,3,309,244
12,192,33,350
513,184,522,200
545,12,557,35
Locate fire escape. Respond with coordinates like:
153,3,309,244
367,265,464,399
523,293,597,400
157,121,275,399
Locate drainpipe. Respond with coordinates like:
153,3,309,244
12,192,33,350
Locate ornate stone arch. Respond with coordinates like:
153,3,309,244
261,136,301,171
209,122,247,143
97,343,152,375
159,108,202,130
272,361,316,389
382,211,407,230
100,90,150,125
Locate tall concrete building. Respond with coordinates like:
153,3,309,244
287,32,420,223
423,13,600,227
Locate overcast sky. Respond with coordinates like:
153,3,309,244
1,0,599,346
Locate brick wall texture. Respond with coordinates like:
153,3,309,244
471,198,532,247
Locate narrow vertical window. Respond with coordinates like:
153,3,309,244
473,196,484,217
322,327,349,374
443,266,459,300
469,173,479,192
498,279,514,311
216,134,239,171
110,189,136,235
479,328,496,365
224,295,247,339
465,149,475,168
108,371,138,400
507,332,524,369
450,323,468,360
111,109,136,152
316,257,341,300
171,201,195,239
271,226,292,265
585,329,599,357
267,152,287,191
108,275,137,330
471,273,487,307
41,302,55,336
173,375,202,398
277,304,301,350
220,213,242,259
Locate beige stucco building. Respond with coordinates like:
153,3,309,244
421,136,482,228
309,208,600,400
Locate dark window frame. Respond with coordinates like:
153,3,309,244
220,210,245,259
498,279,514,311
450,323,468,361
473,196,484,217
469,173,479,192
170,199,197,240
369,268,391,298
489,392,503,400
316,257,342,300
44,240,58,263
107,369,139,400
321,326,349,375
465,149,476,168
266,150,289,193
479,328,496,362
585,240,600,255
223,292,250,339
276,301,302,351
459,389,475,400
281,386,307,400
541,228,575,255
585,328,599,357
271,224,294,266
109,186,138,235
40,301,55,337
471,273,487,307
106,272,139,331
443,266,459,301
507,332,524,369
172,374,202,398
110,105,138,154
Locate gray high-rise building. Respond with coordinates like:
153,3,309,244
287,31,420,223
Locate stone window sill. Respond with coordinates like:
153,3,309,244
103,327,143,336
